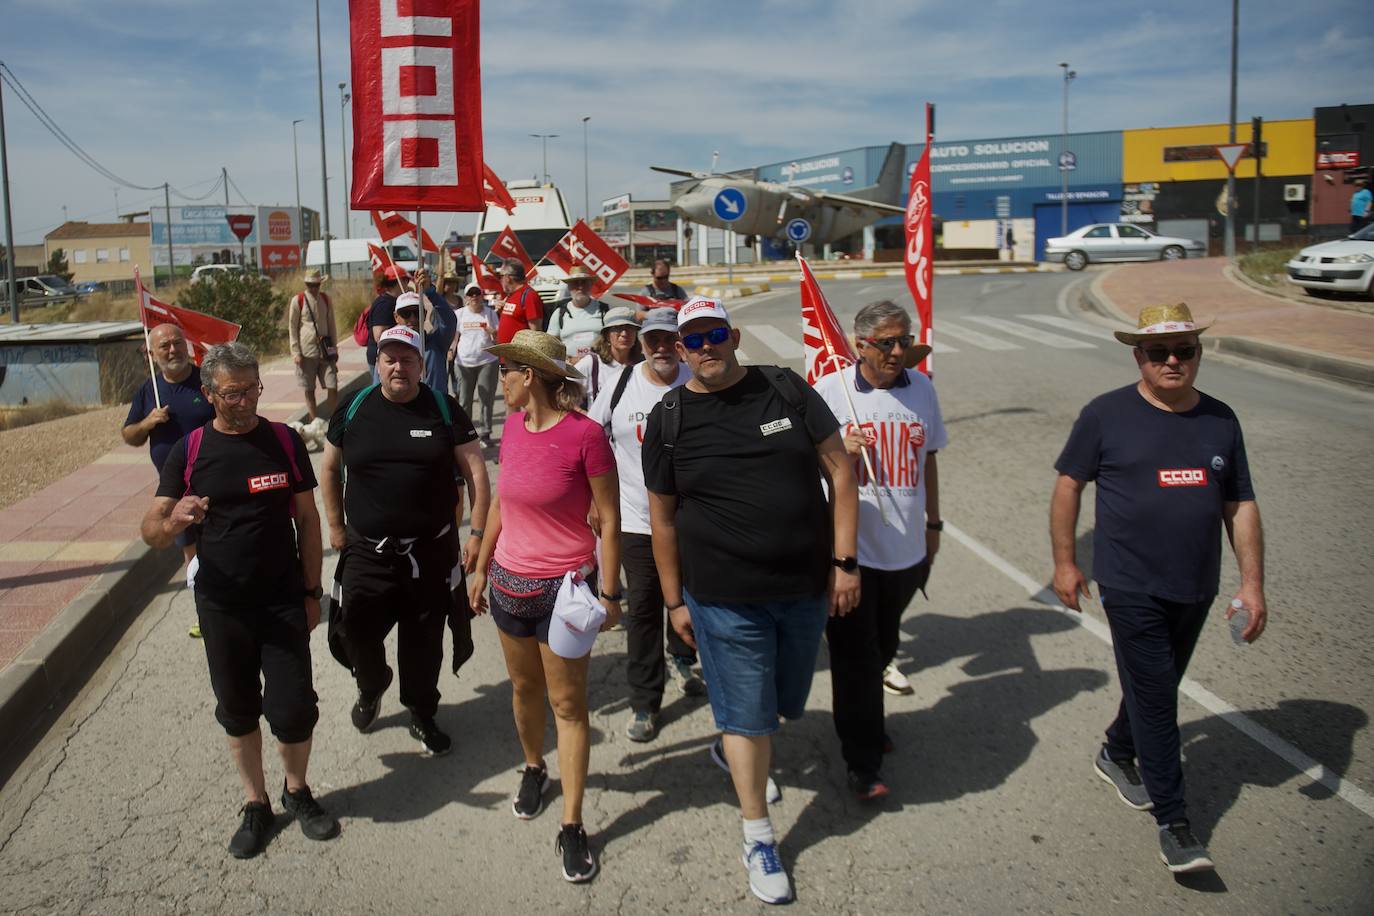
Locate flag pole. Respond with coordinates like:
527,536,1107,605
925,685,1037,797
826,354,890,528
415,209,426,361
135,267,162,409
924,102,936,374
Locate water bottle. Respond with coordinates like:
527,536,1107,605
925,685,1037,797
1228,598,1249,647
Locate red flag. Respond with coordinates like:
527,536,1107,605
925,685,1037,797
489,226,535,275
470,257,503,294
483,162,517,215
416,226,440,254
135,268,240,366
367,242,391,273
371,210,414,243
798,255,857,384
614,292,685,311
348,0,484,211
545,220,630,298
903,103,935,375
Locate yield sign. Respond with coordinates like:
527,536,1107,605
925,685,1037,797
1215,144,1249,172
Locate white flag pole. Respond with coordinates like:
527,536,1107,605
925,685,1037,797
136,267,162,409
826,354,890,528
415,210,426,359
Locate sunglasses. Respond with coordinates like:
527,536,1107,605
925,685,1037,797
1139,344,1198,363
681,326,731,350
861,334,916,353
498,364,530,377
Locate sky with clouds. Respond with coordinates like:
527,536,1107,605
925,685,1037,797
1,0,1369,243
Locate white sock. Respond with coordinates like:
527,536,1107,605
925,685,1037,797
743,816,774,847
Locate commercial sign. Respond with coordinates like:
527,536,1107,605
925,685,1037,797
261,245,301,269
911,132,1123,197
266,210,294,240
1316,150,1359,169
756,147,870,191
152,206,258,246
1120,183,1158,223
601,194,631,215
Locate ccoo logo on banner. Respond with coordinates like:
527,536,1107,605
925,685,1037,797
348,0,485,211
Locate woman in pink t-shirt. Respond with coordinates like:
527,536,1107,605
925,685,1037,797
468,329,620,884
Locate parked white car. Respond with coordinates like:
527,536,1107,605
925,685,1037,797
1284,224,1374,298
1044,223,1207,271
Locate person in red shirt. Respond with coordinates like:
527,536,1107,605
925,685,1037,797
496,261,544,344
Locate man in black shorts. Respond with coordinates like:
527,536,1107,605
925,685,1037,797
321,325,490,756
1051,302,1268,874
140,341,337,859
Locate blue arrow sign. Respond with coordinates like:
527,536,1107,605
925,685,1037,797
785,218,811,243
713,187,747,222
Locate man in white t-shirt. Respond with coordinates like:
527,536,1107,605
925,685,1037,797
588,307,703,742
546,264,610,361
812,299,946,801
450,283,500,446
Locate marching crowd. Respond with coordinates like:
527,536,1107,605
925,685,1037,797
127,257,1266,903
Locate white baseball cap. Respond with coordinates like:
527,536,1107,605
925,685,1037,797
377,325,422,355
394,291,423,314
547,573,607,660
677,296,730,329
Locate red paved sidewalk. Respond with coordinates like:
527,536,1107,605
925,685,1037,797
1096,258,1374,365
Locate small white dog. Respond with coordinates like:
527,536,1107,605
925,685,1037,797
288,416,330,451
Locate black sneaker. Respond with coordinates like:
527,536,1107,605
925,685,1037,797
555,823,599,883
227,801,273,859
848,770,891,802
512,763,550,820
409,714,452,757
1158,820,1214,873
280,784,340,841
1094,746,1153,811
350,668,393,733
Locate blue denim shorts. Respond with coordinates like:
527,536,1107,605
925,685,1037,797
684,590,828,736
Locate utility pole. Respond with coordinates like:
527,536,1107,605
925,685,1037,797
530,134,558,185
581,117,591,222
292,119,304,261
315,0,332,272
0,65,18,322
1252,116,1263,254
223,166,230,209
1224,0,1238,260
339,83,351,238
1058,62,1076,236
163,183,176,287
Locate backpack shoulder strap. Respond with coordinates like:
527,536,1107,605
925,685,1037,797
429,386,453,427
343,383,380,432
269,422,304,485
181,423,210,495
661,385,683,454
764,365,807,416
608,363,635,416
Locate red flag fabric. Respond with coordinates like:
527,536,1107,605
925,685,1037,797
348,0,484,211
482,162,517,215
135,268,241,366
545,220,630,299
613,292,685,311
489,226,535,275
371,210,414,243
470,257,503,294
798,254,857,384
367,241,391,273
903,103,935,375
416,226,440,254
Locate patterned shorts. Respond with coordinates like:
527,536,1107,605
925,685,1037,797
488,561,561,619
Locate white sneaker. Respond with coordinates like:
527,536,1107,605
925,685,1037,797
882,661,914,696
710,737,782,804
742,841,792,904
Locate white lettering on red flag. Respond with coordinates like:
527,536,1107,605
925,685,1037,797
349,0,484,211
490,226,535,275
545,220,630,298
367,242,390,273
470,257,503,293
798,255,857,384
135,268,241,366
371,209,414,243
904,102,935,376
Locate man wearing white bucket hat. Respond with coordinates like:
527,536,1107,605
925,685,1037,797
1051,302,1267,875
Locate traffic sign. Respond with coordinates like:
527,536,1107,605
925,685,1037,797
785,218,811,243
225,214,255,241
1215,144,1248,172
713,188,747,222
1058,151,1077,172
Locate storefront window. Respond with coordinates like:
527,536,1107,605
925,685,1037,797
604,212,630,233
634,209,677,231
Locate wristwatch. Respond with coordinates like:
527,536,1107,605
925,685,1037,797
305,585,324,600
926,519,944,532
602,591,624,602
832,556,858,573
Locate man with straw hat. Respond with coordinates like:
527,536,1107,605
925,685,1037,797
546,264,611,360
288,268,339,422
1051,302,1268,875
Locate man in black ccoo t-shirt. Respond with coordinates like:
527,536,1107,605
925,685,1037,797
141,341,337,860
1050,302,1268,876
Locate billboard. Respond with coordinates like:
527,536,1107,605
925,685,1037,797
756,147,871,191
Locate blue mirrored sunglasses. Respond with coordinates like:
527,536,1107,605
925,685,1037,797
681,326,731,350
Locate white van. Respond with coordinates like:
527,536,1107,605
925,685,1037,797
304,238,426,279
473,181,571,303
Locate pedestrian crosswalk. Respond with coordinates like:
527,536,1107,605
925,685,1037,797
735,313,1113,363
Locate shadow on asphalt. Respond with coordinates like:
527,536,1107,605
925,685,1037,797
944,405,1040,426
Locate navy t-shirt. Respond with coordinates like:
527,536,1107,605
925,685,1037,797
1055,384,1255,603
366,293,397,365
124,366,216,471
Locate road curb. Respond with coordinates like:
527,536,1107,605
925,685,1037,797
1079,268,1374,389
688,265,1050,285
693,283,771,299
1224,263,1374,316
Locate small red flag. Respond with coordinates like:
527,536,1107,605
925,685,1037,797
545,220,630,298
470,257,504,294
903,103,935,376
489,226,535,275
798,255,857,384
614,292,685,311
371,210,414,243
135,268,241,366
483,163,518,215
367,242,390,274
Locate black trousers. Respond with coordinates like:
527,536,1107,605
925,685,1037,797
1101,586,1212,826
826,559,929,777
195,592,319,744
341,529,454,720
622,532,697,715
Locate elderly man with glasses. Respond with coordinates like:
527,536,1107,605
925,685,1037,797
1050,302,1268,875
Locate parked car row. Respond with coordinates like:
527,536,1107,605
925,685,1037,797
1043,223,1207,271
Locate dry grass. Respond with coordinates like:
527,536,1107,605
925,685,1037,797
0,399,93,431
1237,246,1302,288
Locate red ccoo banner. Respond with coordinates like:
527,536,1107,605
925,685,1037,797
545,220,630,299
348,0,484,211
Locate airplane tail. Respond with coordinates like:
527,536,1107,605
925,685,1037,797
846,142,905,206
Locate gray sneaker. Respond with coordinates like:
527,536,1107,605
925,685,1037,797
1093,747,1153,811
626,711,658,742
1158,821,1214,873
668,655,707,696
742,840,792,904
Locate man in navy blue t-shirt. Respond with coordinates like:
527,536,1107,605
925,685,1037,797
1050,303,1268,875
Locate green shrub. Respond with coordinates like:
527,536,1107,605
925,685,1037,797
175,272,288,356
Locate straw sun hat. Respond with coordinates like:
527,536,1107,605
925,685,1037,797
486,329,584,380
1113,302,1213,346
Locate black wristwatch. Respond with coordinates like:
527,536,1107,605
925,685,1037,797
832,556,858,573
305,585,324,600
926,519,944,532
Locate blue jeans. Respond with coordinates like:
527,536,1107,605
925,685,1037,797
684,589,828,736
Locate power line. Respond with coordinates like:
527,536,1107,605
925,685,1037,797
225,172,254,206
169,174,225,202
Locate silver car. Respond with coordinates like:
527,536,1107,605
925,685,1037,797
1044,223,1207,271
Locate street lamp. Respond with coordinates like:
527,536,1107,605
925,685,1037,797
1058,62,1076,236
339,83,351,238
292,119,304,260
530,133,558,185
314,0,332,273
581,117,590,222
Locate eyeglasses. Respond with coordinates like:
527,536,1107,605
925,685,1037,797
1139,344,1198,363
212,381,264,404
860,334,916,353
681,326,731,350
498,364,530,377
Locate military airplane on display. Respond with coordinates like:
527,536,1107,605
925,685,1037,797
652,142,907,246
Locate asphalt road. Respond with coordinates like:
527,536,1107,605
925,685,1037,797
2,272,1371,913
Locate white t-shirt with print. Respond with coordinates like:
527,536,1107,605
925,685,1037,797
813,364,948,571
454,306,499,367
588,361,693,536
575,353,634,405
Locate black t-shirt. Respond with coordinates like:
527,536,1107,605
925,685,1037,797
326,384,478,538
156,420,317,604
124,366,215,470
642,282,687,301
366,293,397,364
642,367,840,603
1055,384,1255,603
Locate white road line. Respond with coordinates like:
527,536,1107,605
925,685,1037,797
1019,313,1119,342
964,315,1096,349
743,323,805,360
943,521,1374,821
934,340,959,353
937,320,1023,351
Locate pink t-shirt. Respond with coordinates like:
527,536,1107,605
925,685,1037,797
494,411,615,579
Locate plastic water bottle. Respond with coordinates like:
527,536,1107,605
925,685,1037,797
1229,598,1249,647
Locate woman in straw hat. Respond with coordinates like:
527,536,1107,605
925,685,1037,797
468,329,621,883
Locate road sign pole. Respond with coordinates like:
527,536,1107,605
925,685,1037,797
1252,116,1263,255
1225,0,1238,260
163,183,175,287
0,68,19,322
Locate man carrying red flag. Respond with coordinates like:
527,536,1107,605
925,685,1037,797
495,261,544,344
136,269,241,365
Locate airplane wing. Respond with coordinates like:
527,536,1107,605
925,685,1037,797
650,166,715,180
810,189,906,215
